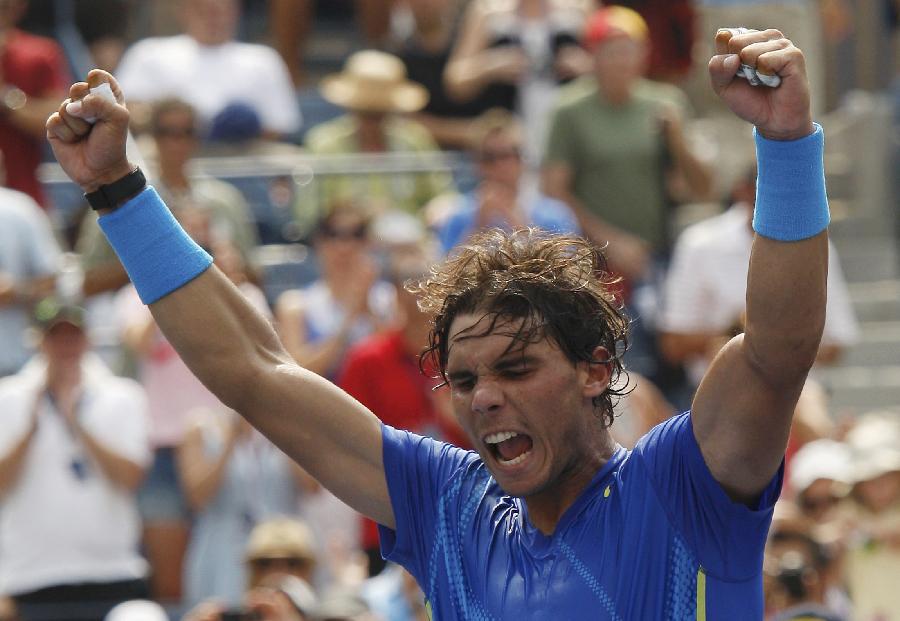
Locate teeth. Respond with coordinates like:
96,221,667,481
484,431,518,444
499,450,531,466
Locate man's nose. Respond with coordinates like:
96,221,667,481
471,378,504,415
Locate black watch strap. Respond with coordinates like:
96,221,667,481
85,167,147,211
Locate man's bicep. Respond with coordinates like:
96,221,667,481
690,335,799,503
248,365,396,528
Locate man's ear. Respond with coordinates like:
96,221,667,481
582,346,612,399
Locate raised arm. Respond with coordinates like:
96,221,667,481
691,30,828,503
45,71,395,528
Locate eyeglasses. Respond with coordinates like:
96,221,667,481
154,126,197,139
250,557,312,570
319,225,367,241
479,147,522,163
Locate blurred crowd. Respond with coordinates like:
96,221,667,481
0,0,898,620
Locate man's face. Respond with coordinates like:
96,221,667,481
445,313,609,503
183,0,238,46
592,36,646,96
153,109,198,168
40,322,88,366
477,132,523,188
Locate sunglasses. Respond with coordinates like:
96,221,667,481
155,126,197,139
479,147,522,163
250,557,312,570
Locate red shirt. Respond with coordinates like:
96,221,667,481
1,29,71,207
338,330,471,548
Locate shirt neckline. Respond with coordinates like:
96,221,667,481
514,446,627,553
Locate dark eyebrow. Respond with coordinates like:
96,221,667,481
446,369,475,384
492,354,539,372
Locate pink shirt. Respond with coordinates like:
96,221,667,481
115,283,271,447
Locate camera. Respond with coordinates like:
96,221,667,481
220,608,260,621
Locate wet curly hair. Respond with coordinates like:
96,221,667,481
411,228,631,428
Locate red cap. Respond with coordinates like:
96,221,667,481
583,6,649,51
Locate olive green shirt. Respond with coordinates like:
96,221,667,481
544,77,687,251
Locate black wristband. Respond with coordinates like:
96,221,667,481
85,167,147,211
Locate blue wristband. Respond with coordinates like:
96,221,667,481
99,186,213,304
752,123,829,241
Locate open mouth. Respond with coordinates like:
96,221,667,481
484,431,534,466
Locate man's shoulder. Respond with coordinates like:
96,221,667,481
0,187,44,220
7,28,64,58
0,374,36,403
122,34,189,59
553,76,599,111
87,374,147,408
304,115,355,152
675,206,748,253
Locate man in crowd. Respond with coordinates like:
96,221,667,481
0,299,150,621
115,0,300,141
304,50,452,216
49,26,827,618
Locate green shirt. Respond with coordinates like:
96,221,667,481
544,77,687,251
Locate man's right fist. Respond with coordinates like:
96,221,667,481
45,69,134,194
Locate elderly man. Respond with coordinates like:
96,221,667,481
49,25,827,617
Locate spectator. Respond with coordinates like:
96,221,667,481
77,98,260,298
764,502,848,621
658,166,859,390
178,404,312,608
0,0,71,207
444,0,594,163
0,176,60,376
542,6,711,401
391,0,495,149
115,0,300,141
0,298,151,621
542,5,712,282
275,205,395,380
303,50,452,215
181,518,320,621
115,228,270,605
842,414,900,620
788,439,853,525
430,109,579,254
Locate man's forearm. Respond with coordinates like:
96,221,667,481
0,426,37,495
744,126,829,385
76,426,145,490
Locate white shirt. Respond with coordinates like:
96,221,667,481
0,367,151,594
659,203,860,384
116,35,301,135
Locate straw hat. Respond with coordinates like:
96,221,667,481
320,50,429,114
245,517,317,563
